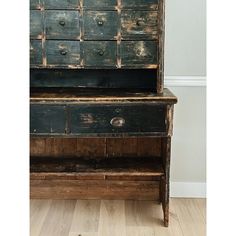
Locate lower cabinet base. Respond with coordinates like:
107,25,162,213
30,179,160,201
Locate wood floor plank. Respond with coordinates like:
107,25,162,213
195,198,206,221
70,200,100,234
30,200,52,236
38,200,76,236
172,199,206,236
98,200,126,236
125,200,160,227
126,226,156,236
30,198,206,236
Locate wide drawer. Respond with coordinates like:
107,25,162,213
30,103,167,136
69,104,166,135
30,104,67,134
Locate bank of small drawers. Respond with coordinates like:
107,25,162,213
30,0,159,68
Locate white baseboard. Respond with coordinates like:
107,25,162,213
170,182,206,198
165,76,206,87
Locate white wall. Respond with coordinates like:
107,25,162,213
164,0,206,197
165,0,206,76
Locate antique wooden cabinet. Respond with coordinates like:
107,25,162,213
30,0,177,226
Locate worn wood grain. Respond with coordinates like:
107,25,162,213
121,11,158,39
31,180,160,200
45,10,80,39
38,200,76,236
70,200,101,233
84,11,118,40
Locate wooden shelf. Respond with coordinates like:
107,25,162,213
30,156,164,180
30,88,178,103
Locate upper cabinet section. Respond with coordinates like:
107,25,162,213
30,0,161,69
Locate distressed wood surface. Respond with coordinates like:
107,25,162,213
30,104,67,134
30,10,43,39
30,40,43,65
30,88,177,103
69,103,166,135
31,179,160,200
82,41,117,67
45,10,80,39
121,11,158,39
30,156,164,176
30,69,157,89
84,11,118,40
30,137,162,158
45,40,80,66
44,0,79,9
121,41,157,67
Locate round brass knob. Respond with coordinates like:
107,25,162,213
60,49,67,55
59,20,66,26
97,49,104,56
136,19,144,26
97,20,104,26
110,117,125,127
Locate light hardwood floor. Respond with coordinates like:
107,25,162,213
30,198,206,236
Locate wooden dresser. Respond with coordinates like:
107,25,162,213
30,0,177,226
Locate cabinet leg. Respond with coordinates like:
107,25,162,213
163,202,169,227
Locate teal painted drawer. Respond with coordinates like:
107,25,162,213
121,11,158,39
45,10,80,39
45,40,80,66
82,41,117,67
30,40,43,66
44,0,79,9
30,105,67,134
121,41,157,67
30,10,43,39
84,11,118,40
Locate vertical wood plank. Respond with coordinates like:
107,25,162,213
30,200,52,236
62,138,77,157
76,138,106,157
137,138,161,157
98,200,126,236
30,138,46,156
38,200,76,236
70,200,101,234
172,199,206,236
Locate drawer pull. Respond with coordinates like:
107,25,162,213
136,19,145,26
110,117,125,127
60,49,68,55
97,20,104,26
97,49,104,56
59,20,66,26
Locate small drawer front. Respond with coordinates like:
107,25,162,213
45,40,80,66
30,0,41,9
123,0,158,9
30,10,43,39
69,104,166,135
45,10,80,39
30,105,66,134
30,40,43,66
84,11,118,40
121,41,157,67
44,0,79,9
82,41,116,67
121,11,158,39
83,0,116,9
